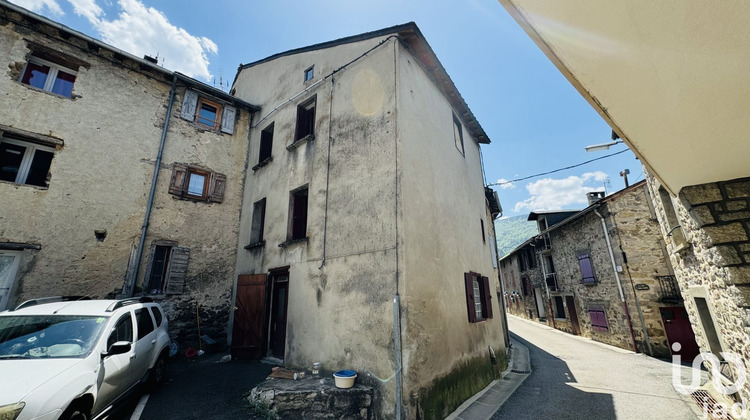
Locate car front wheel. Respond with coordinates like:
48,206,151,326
60,403,90,420
148,351,168,390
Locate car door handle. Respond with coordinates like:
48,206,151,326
151,339,156,345
130,354,136,359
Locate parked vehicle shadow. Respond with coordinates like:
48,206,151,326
108,353,273,420
493,332,617,419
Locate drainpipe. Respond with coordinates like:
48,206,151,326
392,38,403,420
595,209,638,353
128,74,178,296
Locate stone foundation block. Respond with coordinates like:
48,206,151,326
725,181,750,199
681,184,723,205
718,211,750,222
726,200,749,211
689,205,715,227
704,223,748,246
725,267,750,285
248,377,375,419
716,245,744,266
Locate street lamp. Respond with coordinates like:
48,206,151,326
584,130,623,152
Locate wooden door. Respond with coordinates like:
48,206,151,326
231,274,267,359
269,272,289,359
660,306,700,360
566,296,581,335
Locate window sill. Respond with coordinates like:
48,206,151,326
252,156,273,171
0,179,49,190
286,134,314,151
279,237,309,248
581,280,598,286
671,242,692,255
15,81,79,100
244,240,265,250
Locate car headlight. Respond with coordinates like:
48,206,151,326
0,403,24,420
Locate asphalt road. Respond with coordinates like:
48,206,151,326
492,315,699,420
106,352,272,420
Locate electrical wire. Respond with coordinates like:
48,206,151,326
486,148,629,187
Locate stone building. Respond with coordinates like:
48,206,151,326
498,0,750,404
0,2,258,345
229,23,506,419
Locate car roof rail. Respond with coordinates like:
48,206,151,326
106,296,154,312
12,296,91,311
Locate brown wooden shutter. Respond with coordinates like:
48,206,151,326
142,243,158,294
464,272,476,323
169,163,188,196
165,247,190,294
181,89,199,121
481,276,493,319
208,172,226,203
220,105,236,134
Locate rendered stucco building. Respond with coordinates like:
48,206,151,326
0,2,258,344
230,24,506,419
499,0,750,406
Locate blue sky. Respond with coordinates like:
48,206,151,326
12,0,640,217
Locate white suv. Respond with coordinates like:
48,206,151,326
0,297,170,420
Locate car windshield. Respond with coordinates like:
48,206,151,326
0,315,109,359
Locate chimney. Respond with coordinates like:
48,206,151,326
587,191,606,206
143,55,158,64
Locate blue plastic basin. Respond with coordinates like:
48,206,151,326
333,369,357,377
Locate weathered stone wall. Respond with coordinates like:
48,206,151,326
0,8,249,346
500,245,543,321
545,184,677,356
646,172,750,401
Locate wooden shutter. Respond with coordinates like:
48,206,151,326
464,272,477,323
578,253,596,283
208,172,226,203
220,105,236,134
481,276,493,319
169,163,188,196
165,247,190,294
181,89,199,121
142,243,158,294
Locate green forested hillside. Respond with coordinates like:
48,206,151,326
494,215,538,259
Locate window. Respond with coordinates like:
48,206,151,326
289,186,308,241
0,138,55,187
107,314,134,349
658,186,687,249
180,89,237,134
135,308,154,340
589,308,609,332
20,56,77,98
694,297,723,357
480,219,486,244
149,307,163,328
295,97,316,141
521,276,530,296
259,123,274,164
554,296,565,319
463,272,493,323
144,243,190,295
168,163,226,203
196,97,222,129
304,66,314,82
249,198,266,246
452,114,464,155
577,251,596,284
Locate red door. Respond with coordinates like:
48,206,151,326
231,274,267,359
660,306,700,360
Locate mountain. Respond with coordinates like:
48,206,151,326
493,215,538,259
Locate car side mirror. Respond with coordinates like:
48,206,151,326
102,341,131,359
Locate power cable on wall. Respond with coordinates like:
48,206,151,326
486,148,629,187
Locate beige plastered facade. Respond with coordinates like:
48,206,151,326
232,34,505,418
0,6,253,344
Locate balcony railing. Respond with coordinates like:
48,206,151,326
545,273,558,291
535,233,551,251
657,275,682,301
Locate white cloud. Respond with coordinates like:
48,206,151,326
67,0,102,22
494,178,516,190
10,0,64,16
513,171,609,213
68,0,217,81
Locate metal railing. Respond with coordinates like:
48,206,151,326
545,273,558,291
656,275,682,301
